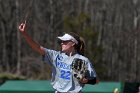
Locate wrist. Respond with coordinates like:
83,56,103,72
21,31,28,37
21,31,26,34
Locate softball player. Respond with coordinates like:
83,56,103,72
19,21,98,93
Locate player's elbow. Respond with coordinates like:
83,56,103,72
39,46,45,55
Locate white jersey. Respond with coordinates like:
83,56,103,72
43,48,97,93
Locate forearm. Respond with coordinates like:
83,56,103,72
86,77,98,85
83,70,99,85
21,32,45,55
80,77,99,85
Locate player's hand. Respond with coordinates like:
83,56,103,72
19,20,27,32
80,78,88,84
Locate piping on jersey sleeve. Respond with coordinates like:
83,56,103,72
86,58,97,77
42,48,59,66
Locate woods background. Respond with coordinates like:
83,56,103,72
0,0,140,82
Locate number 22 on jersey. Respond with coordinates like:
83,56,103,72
60,70,71,80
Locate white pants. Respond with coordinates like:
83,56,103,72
55,91,82,93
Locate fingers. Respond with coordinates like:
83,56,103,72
18,23,25,31
24,20,26,24
19,20,27,32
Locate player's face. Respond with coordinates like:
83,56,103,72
61,40,75,53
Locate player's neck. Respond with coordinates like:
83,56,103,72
66,49,76,57
69,51,76,57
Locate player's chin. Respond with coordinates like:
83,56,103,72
61,48,68,52
61,49,66,52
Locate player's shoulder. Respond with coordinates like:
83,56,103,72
75,54,89,62
44,48,60,53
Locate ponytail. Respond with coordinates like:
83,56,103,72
78,37,85,56
68,32,85,56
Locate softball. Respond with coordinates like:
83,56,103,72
114,88,119,93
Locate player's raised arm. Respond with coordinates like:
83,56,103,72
18,21,45,55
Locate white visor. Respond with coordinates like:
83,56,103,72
57,33,78,44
